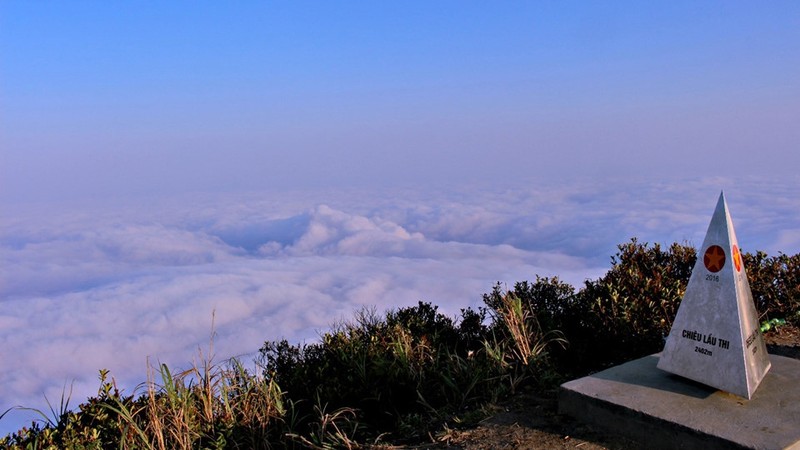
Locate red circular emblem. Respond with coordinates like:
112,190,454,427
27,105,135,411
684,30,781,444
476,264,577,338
704,245,726,273
733,245,742,272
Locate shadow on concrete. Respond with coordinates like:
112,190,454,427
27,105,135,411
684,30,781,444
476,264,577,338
587,354,716,400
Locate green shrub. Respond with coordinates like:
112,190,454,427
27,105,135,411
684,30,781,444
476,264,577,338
487,240,798,377
257,302,503,443
483,276,576,338
482,278,572,386
558,239,695,372
745,251,800,325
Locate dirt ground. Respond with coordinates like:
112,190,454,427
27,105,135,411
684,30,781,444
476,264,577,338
423,325,800,450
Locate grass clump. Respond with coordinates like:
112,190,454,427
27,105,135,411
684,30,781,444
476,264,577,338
3,353,285,449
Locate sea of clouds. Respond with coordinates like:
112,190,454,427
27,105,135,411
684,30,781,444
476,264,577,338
1,176,798,434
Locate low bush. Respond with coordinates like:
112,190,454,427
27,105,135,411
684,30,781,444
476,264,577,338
257,302,508,443
483,239,799,376
563,239,696,372
745,251,800,325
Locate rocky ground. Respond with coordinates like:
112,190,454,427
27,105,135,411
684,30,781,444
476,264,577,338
424,325,800,450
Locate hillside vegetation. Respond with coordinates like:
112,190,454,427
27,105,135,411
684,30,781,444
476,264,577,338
2,239,798,449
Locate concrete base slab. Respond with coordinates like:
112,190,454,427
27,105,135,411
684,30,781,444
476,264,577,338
559,354,800,450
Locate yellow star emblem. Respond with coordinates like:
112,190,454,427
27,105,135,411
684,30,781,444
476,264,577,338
704,245,726,273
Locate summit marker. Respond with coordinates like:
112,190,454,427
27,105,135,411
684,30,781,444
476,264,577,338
658,192,770,399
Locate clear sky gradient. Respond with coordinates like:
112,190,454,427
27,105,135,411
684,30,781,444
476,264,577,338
3,2,799,203
2,3,800,434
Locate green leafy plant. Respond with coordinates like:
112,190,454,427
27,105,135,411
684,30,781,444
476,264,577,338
556,240,695,373
745,251,800,325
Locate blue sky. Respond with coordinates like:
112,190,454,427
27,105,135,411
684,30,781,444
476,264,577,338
3,2,799,203
1,1,800,435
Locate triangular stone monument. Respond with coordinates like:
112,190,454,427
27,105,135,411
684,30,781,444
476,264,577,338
658,192,770,399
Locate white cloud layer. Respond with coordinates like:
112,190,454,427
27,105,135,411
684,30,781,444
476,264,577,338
1,176,798,434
